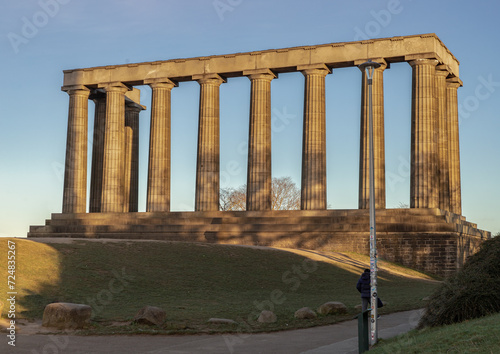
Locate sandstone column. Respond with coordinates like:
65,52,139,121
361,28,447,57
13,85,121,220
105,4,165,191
193,74,225,211
244,69,276,211
62,85,90,213
124,103,142,212
299,64,330,210
447,78,462,215
145,79,176,212
358,60,387,209
100,83,129,213
89,93,106,213
435,67,450,211
409,59,439,209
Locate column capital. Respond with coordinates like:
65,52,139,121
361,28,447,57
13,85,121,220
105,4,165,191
354,58,388,71
192,73,226,85
243,68,277,81
61,85,91,96
435,69,450,78
446,77,463,88
144,78,177,89
408,58,439,67
125,102,146,111
436,64,451,79
436,63,451,72
98,82,130,93
298,63,331,77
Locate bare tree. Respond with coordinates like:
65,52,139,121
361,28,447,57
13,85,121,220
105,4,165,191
219,185,246,211
271,176,300,210
220,176,301,211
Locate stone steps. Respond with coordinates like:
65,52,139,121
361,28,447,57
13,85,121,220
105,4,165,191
35,221,459,233
28,208,483,238
44,214,446,226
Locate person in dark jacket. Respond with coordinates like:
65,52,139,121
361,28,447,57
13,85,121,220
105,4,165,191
356,269,371,311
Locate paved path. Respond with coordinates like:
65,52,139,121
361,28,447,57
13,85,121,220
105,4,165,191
6,309,423,354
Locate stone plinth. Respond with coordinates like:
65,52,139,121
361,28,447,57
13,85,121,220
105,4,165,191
28,209,490,278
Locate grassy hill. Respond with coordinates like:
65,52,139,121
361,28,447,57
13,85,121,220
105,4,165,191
372,312,500,353
0,237,439,334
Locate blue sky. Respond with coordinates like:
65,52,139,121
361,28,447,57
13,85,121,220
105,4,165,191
0,0,499,237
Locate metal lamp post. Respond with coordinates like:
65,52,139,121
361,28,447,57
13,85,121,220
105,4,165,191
358,59,381,346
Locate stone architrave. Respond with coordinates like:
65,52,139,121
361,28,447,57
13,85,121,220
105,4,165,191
409,58,439,209
435,67,451,211
357,59,387,210
244,69,276,211
299,64,330,210
193,74,225,211
447,78,462,215
100,83,129,213
89,93,106,213
62,85,90,214
124,103,142,212
145,79,176,212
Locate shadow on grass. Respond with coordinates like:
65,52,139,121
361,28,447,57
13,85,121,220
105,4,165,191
14,239,439,334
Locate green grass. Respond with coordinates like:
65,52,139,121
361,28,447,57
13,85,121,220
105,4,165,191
0,238,439,334
372,312,500,353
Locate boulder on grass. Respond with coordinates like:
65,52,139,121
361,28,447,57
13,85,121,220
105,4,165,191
207,318,238,325
42,302,92,329
133,306,166,326
318,302,348,315
294,307,317,319
258,310,277,323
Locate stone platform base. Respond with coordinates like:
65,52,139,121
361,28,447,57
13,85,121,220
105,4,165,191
28,208,490,277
